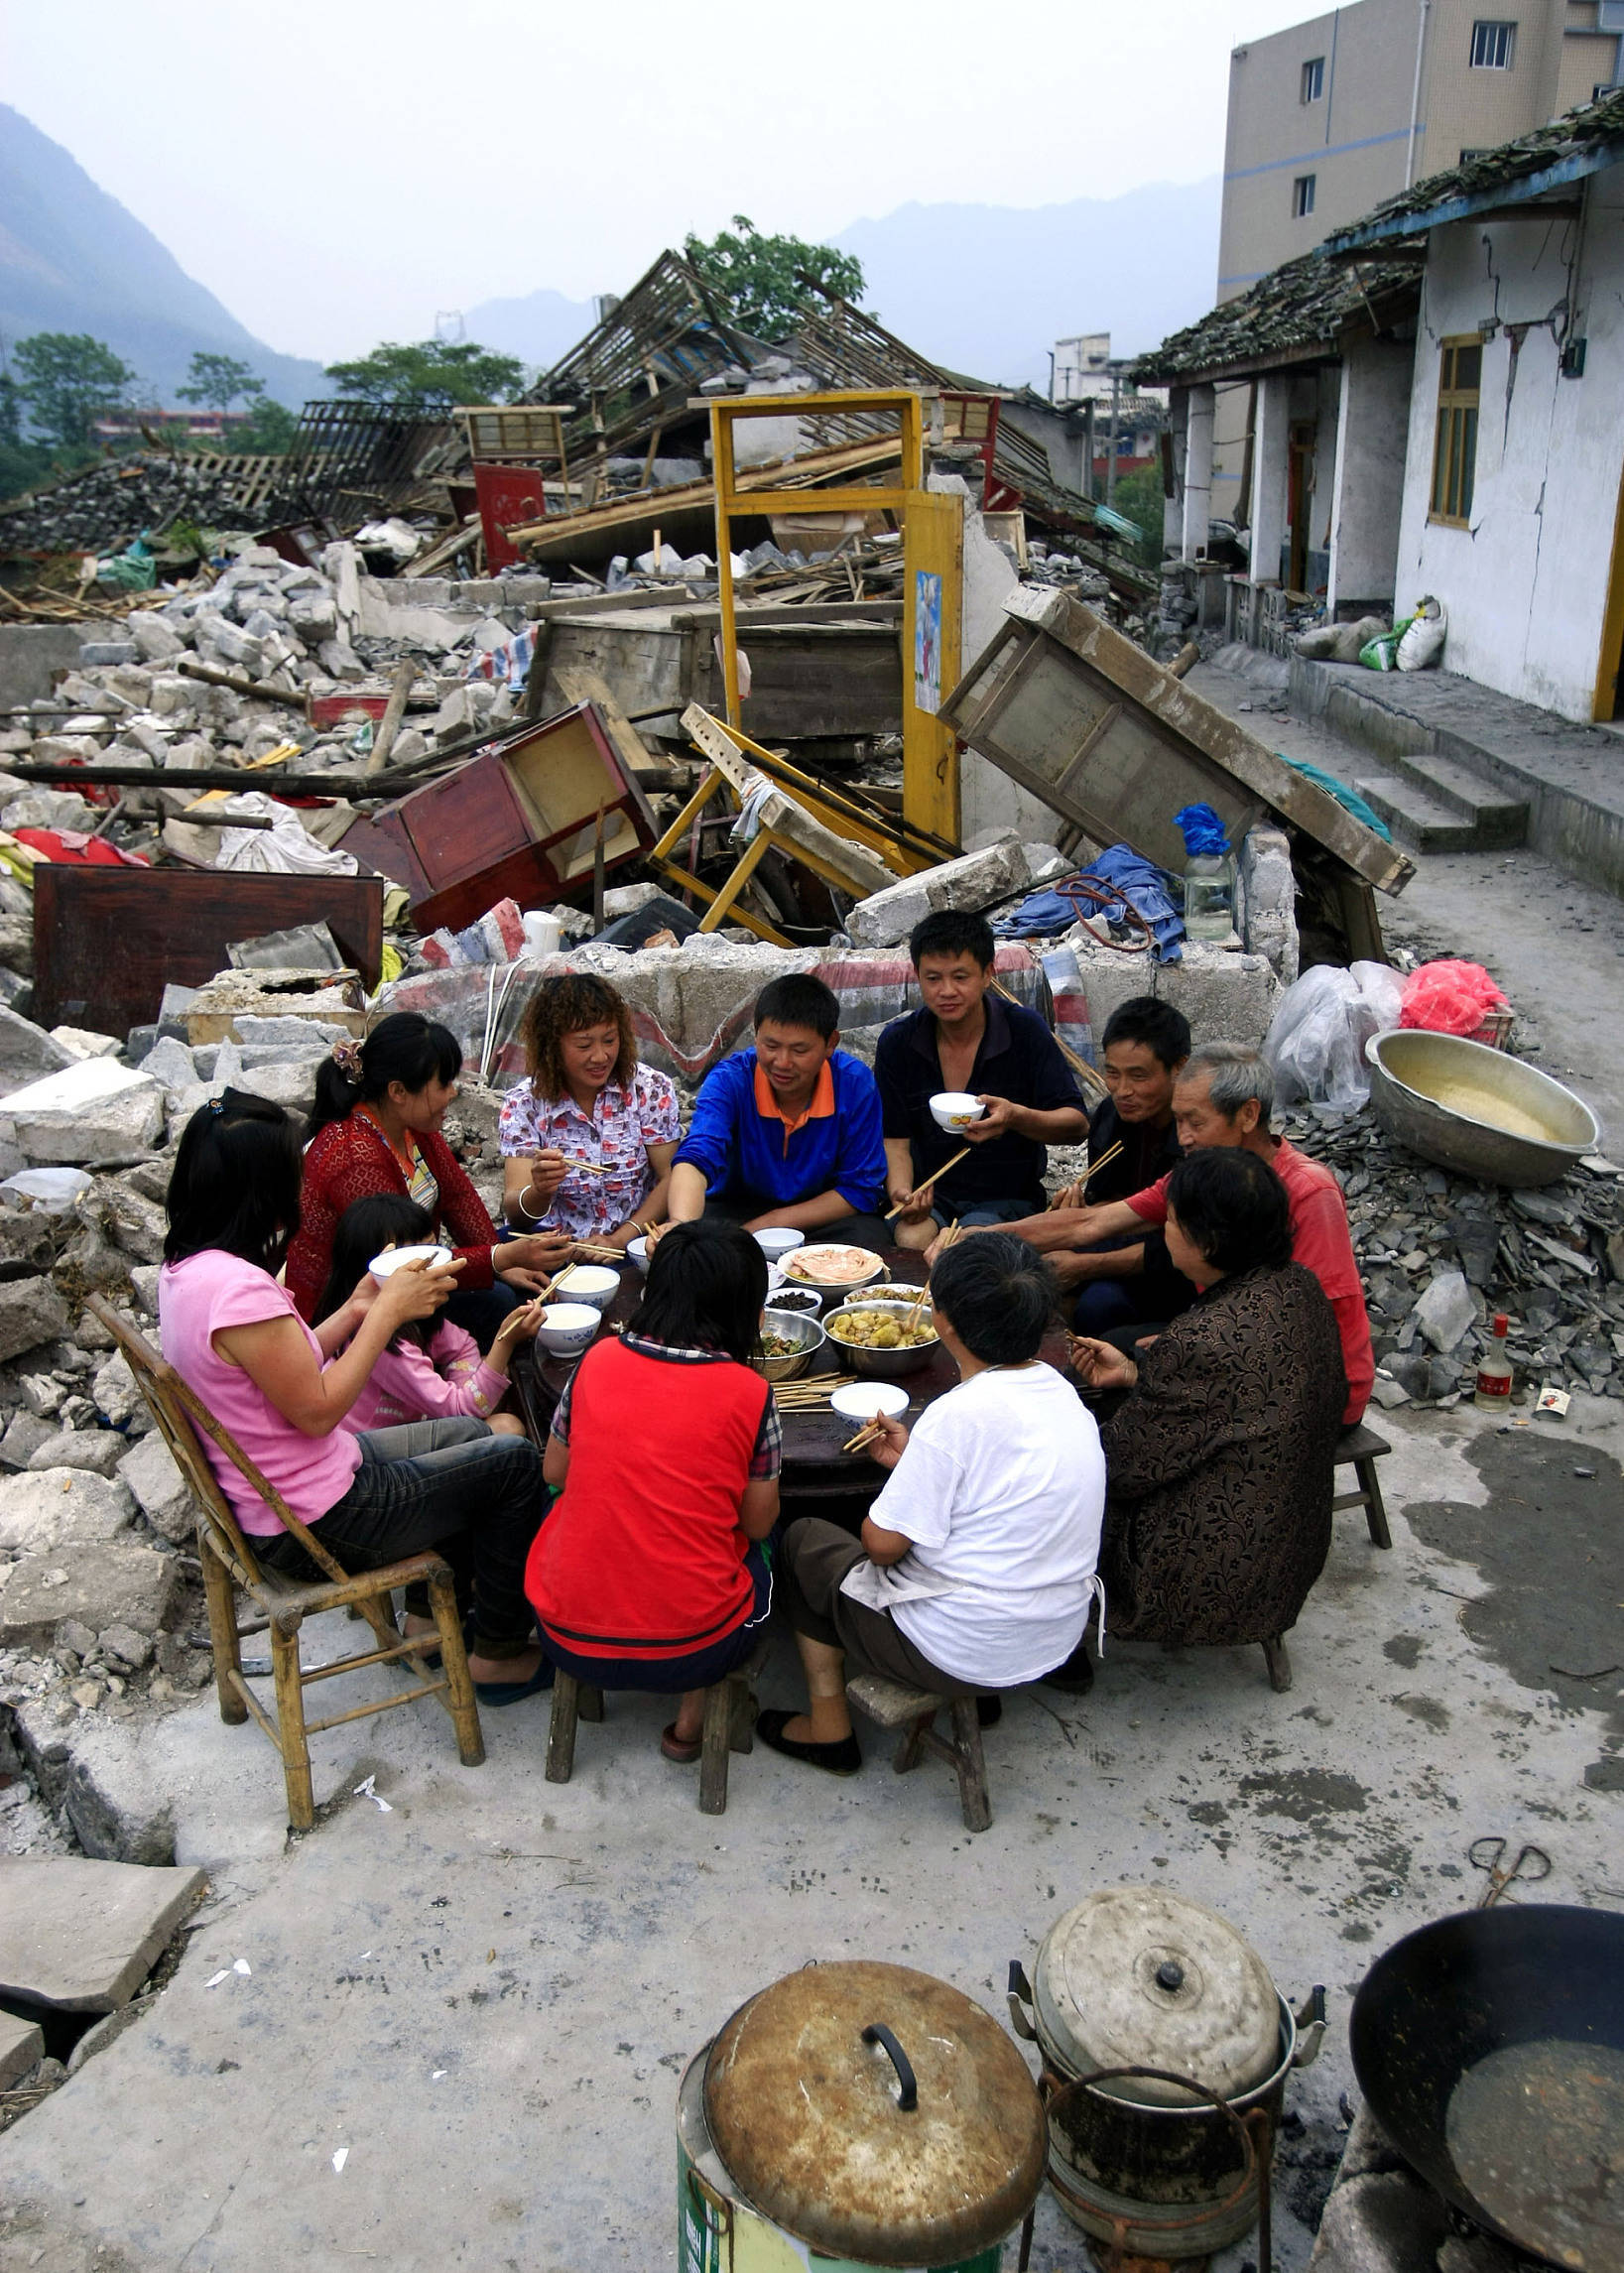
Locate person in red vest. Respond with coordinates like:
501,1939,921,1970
526,1219,779,1764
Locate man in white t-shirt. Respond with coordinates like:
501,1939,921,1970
759,1233,1105,1776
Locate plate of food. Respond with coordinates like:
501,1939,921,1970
829,1381,910,1423
782,1243,885,1293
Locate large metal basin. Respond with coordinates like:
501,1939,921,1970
1365,1029,1600,1187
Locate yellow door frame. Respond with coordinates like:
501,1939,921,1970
708,390,962,848
1594,455,1624,721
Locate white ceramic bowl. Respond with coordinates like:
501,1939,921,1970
368,1242,453,1280
627,1235,652,1273
930,1090,987,1134
753,1227,806,1262
829,1381,910,1423
550,1263,620,1314
534,1302,601,1356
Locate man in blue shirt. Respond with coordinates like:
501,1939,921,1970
669,973,891,1245
877,911,1088,1252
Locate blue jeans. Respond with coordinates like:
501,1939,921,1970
257,1419,548,1654
540,1543,773,1694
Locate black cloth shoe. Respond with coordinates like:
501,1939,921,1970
1043,1645,1094,1695
976,1695,1002,1728
756,1707,862,1776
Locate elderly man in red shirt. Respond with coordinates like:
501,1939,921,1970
992,1040,1372,1425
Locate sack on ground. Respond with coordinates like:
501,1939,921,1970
1265,959,1405,1115
1397,596,1446,671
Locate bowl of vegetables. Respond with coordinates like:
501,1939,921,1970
825,1292,939,1377
753,1306,826,1382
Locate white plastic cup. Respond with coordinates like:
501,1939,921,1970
522,911,562,957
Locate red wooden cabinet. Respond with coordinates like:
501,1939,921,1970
338,703,657,934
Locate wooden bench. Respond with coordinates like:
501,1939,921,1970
88,1298,484,1833
546,1651,764,1816
845,1674,992,1832
1334,1422,1395,1550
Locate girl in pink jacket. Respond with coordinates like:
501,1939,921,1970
317,1198,539,1438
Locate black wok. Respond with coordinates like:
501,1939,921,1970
1350,1904,1624,2271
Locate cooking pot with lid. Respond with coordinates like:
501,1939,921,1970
678,1958,1047,2271
1009,1887,1325,2258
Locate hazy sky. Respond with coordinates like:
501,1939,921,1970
12,0,1325,361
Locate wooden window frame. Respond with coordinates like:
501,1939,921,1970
1468,19,1517,69
1301,54,1325,102
1430,336,1482,528
1292,173,1317,218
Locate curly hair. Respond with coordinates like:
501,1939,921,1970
520,973,637,1099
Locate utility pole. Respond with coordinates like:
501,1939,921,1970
1105,361,1125,509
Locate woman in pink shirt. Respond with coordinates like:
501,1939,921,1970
159,1090,553,1705
315,1195,538,1438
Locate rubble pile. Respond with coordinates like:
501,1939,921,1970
0,454,267,557
1289,1107,1624,1406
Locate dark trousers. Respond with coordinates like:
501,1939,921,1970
540,1544,773,1694
257,1420,548,1655
779,1517,977,1699
704,1193,894,1252
1071,1234,1190,1335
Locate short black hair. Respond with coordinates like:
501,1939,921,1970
165,1090,305,1273
315,1194,437,1338
629,1219,771,1368
909,910,995,971
307,1012,463,1140
1100,995,1191,1071
928,1231,1054,1365
754,972,839,1042
1166,1147,1291,1275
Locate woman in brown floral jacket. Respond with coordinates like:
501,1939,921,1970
1070,1146,1345,1648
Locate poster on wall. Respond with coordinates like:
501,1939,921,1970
913,569,942,715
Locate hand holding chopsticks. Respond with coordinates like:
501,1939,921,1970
1048,1138,1124,1210
884,1144,974,1220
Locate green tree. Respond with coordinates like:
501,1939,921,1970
323,338,524,410
1110,463,1169,571
233,395,299,454
0,371,21,448
177,351,265,411
13,331,136,448
683,216,865,343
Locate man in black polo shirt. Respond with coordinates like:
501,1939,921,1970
876,910,1088,1251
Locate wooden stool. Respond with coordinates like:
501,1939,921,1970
1261,1635,1293,1693
1333,1422,1395,1549
846,1674,992,1832
545,1662,759,1816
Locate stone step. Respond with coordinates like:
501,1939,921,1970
1354,775,1482,853
1380,746,1530,846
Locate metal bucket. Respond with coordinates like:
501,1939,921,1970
677,2048,1010,2273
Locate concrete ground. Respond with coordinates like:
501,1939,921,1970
1,668,1621,2273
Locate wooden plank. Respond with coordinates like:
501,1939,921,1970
941,586,1415,897
33,868,385,1039
549,666,665,781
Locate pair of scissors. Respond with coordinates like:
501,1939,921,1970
1468,1836,1553,1907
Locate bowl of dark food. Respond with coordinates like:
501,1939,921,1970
767,1286,821,1320
826,1292,939,1378
753,1306,826,1381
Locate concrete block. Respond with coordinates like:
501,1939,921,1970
0,1275,69,1362
117,1432,196,1546
91,1352,142,1429
49,1026,122,1061
60,1725,181,1866
0,788,98,834
1,1061,166,1166
0,1411,55,1470
93,1180,167,1264
1237,825,1301,985
845,841,1032,949
97,1622,153,1670
1071,941,1282,1051
0,2009,45,2087
0,1855,205,2007
0,1005,76,1097
0,1537,178,1648
126,611,186,663
0,1466,137,1551
128,1263,160,1318
0,623,86,704
1414,1270,1474,1353
192,613,264,675
26,1430,127,1480
132,1035,197,1091
0,1201,60,1275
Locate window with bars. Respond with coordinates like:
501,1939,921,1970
1301,54,1325,101
1430,338,1482,525
1293,174,1317,217
1469,20,1517,67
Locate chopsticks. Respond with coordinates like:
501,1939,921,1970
841,1420,887,1455
561,1155,611,1177
884,1144,974,1220
1047,1139,1124,1208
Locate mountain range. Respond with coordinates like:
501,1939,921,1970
0,100,1219,412
0,104,325,408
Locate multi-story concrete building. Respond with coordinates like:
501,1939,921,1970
1221,0,1622,300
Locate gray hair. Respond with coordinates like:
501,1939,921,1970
1177,1040,1276,1120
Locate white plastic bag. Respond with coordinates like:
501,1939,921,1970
1398,596,1446,671
0,1167,94,1213
1265,960,1404,1117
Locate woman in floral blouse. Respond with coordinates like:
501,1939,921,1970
501,974,681,1249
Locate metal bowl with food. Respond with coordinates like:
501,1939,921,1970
753,1306,827,1382
826,1293,938,1377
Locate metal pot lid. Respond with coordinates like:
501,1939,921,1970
1034,1888,1281,2107
703,1960,1046,2265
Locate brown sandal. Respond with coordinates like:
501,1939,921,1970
661,1722,702,1765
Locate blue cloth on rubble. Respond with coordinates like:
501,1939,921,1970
993,844,1186,962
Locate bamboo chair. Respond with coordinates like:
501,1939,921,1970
86,1298,484,1831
